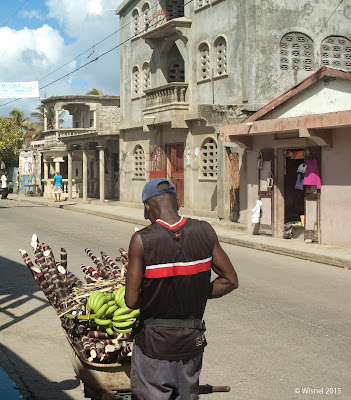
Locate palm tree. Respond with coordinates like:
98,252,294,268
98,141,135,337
22,122,40,147
31,105,65,132
86,88,103,95
9,108,30,132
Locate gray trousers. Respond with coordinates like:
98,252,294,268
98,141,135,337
131,343,203,400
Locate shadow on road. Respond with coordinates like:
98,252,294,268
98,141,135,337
0,256,50,332
0,343,80,400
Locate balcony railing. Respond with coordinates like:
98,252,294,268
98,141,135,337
58,128,97,138
144,83,189,110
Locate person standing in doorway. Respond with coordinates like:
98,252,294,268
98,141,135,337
125,178,239,400
1,172,8,199
53,170,63,202
16,172,20,194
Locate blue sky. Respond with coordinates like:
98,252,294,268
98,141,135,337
0,0,123,120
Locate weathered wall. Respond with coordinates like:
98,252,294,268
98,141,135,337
321,128,351,246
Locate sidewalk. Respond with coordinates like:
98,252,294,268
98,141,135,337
9,193,351,269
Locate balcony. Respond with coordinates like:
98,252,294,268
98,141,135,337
144,83,189,112
58,128,97,139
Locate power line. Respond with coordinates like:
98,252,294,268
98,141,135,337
1,0,30,27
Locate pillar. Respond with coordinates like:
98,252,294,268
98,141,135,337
97,146,105,203
44,109,48,131
83,148,88,201
44,160,49,180
55,109,60,129
55,161,60,173
68,151,73,200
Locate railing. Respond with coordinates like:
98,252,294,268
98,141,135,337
58,128,97,138
43,178,98,199
144,83,189,109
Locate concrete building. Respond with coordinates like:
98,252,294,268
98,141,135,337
220,67,351,247
116,0,351,215
40,95,121,202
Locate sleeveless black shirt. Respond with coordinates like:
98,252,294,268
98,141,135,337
135,217,213,361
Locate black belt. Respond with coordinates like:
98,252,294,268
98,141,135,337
143,318,206,331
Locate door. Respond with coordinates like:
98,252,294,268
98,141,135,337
166,143,184,207
229,150,240,222
304,146,321,243
258,149,274,235
149,145,166,179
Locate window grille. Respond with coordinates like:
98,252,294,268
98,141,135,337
280,32,314,71
201,138,217,178
133,145,145,178
321,36,351,70
197,0,210,8
214,36,227,76
132,9,140,35
132,66,140,97
142,3,150,31
168,61,185,82
198,42,210,80
142,62,151,91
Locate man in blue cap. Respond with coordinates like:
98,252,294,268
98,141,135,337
125,178,238,400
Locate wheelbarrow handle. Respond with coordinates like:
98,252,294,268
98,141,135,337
199,384,231,394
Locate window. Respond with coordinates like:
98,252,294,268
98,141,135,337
280,32,314,71
132,65,140,97
142,3,150,32
321,36,351,70
168,61,185,82
133,145,145,179
197,0,210,8
214,36,227,76
200,138,217,178
198,42,210,80
74,113,79,128
142,62,151,92
132,8,140,35
89,111,94,127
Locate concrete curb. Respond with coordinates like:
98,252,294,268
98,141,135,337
11,196,351,269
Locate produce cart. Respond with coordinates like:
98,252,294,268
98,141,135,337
19,234,230,400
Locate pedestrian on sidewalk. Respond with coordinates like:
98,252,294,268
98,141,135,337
16,172,20,194
53,171,63,202
125,178,238,400
1,171,8,199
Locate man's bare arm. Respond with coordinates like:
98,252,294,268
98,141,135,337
125,232,145,309
207,224,238,298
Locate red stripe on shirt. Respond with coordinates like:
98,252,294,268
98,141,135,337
144,258,212,278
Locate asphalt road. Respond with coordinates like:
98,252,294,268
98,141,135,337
0,199,350,400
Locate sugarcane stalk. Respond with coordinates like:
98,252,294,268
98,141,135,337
85,248,105,273
60,248,67,270
81,264,103,280
66,270,83,288
119,248,128,261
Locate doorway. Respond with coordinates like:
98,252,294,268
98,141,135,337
284,155,305,224
165,143,184,207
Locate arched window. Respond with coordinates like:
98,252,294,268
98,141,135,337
198,42,210,80
197,0,210,8
132,66,140,97
280,32,314,71
200,137,218,179
321,36,351,70
142,3,150,32
142,62,151,92
132,8,140,35
214,36,227,77
133,145,145,179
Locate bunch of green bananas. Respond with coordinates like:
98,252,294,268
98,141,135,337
65,286,140,335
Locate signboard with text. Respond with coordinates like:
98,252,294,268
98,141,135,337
0,81,39,98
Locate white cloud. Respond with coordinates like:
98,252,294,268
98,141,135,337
20,10,43,20
0,0,123,119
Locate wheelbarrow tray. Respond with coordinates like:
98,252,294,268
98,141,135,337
64,330,131,393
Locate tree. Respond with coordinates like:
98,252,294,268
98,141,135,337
86,88,103,95
31,104,65,133
0,118,23,167
9,108,30,130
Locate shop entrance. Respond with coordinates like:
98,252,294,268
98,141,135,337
283,149,305,238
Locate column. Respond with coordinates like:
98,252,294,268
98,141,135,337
97,146,105,203
44,160,49,180
55,109,60,129
44,109,48,131
83,148,88,201
55,160,60,173
67,151,73,200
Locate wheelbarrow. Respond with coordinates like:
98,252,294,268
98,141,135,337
65,332,230,399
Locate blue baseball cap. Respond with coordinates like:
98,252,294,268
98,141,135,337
142,178,177,203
